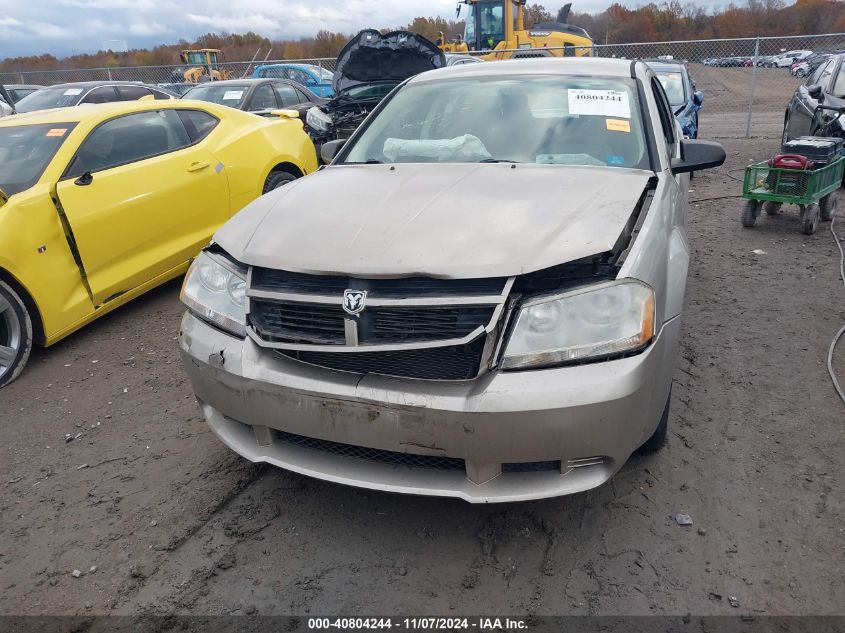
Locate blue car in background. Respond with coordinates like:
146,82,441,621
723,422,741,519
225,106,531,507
646,60,704,138
252,63,335,98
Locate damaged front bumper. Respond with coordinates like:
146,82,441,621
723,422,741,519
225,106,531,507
179,312,678,503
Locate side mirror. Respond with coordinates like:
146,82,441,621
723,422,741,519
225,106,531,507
270,109,300,119
0,187,7,208
671,139,725,175
320,139,346,164
808,84,824,100
693,90,704,107
138,94,155,101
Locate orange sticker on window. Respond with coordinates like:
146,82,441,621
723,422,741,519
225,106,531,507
46,128,68,137
606,118,631,133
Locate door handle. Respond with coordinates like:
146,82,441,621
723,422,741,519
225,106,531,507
187,161,210,173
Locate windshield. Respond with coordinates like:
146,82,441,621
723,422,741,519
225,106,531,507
465,1,507,51
343,75,649,169
15,87,87,113
0,122,76,196
654,70,686,107
183,84,248,108
338,82,398,101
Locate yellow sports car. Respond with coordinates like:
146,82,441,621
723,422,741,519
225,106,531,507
0,99,317,386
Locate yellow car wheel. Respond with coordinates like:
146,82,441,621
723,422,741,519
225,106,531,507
0,279,33,387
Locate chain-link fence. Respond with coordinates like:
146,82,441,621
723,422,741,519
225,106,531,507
3,32,844,138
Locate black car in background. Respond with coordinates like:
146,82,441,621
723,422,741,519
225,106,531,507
14,81,173,113
783,53,845,142
181,78,325,118
305,30,445,151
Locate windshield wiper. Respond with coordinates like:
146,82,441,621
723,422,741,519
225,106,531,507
479,158,520,163
343,159,383,164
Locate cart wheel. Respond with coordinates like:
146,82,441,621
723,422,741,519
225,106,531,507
800,203,820,235
763,201,782,215
819,194,837,222
741,200,760,227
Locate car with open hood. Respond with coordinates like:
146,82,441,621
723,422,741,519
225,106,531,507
305,30,445,149
783,53,845,143
178,58,725,503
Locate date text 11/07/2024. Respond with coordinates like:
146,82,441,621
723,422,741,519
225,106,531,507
307,617,529,630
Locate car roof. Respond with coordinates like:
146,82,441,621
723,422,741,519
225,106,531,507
4,84,44,89
186,78,281,86
644,61,688,73
411,57,639,84
255,63,322,71
0,99,227,127
37,81,164,89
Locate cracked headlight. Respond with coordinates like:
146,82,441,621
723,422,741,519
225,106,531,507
306,106,332,132
502,279,655,370
181,251,247,337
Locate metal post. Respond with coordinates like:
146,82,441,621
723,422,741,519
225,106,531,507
107,68,112,81
745,37,760,138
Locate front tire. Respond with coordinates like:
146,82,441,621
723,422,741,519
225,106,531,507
262,170,297,194
0,279,33,388
800,203,820,235
637,389,670,454
741,199,760,227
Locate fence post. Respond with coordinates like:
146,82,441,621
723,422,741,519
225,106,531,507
107,68,113,81
745,37,760,138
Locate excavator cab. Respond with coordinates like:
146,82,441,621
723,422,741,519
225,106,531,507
445,0,593,59
176,49,231,83
464,0,511,51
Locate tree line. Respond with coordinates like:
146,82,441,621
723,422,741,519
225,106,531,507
2,0,843,73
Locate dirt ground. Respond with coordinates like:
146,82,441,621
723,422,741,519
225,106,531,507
1,131,844,617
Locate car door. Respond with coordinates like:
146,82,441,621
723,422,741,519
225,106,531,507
789,58,836,139
245,83,279,114
650,76,688,320
54,108,229,306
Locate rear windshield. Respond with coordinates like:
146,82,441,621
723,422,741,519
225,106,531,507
343,75,649,170
654,70,686,107
0,122,76,195
183,84,248,108
15,87,87,113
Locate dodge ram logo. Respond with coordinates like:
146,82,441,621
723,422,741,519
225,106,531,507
343,289,367,315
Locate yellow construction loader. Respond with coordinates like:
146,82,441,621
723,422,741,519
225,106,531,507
437,1,593,60
175,49,232,83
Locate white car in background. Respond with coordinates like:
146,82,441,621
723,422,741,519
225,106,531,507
775,50,813,67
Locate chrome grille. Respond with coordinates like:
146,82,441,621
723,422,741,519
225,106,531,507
247,269,511,380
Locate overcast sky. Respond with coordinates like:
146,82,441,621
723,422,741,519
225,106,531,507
1,0,739,59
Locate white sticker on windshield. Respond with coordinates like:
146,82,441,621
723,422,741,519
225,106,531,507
568,89,631,119
222,90,244,101
63,88,84,96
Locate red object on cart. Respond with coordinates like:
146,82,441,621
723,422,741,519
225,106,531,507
767,154,815,170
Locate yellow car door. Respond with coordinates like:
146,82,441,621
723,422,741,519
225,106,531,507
54,108,229,306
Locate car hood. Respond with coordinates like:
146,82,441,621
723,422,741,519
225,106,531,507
215,163,653,279
333,30,445,95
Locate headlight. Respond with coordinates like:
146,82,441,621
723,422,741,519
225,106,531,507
501,279,655,370
180,251,247,337
306,106,332,132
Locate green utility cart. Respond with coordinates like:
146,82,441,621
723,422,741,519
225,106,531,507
740,155,843,235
